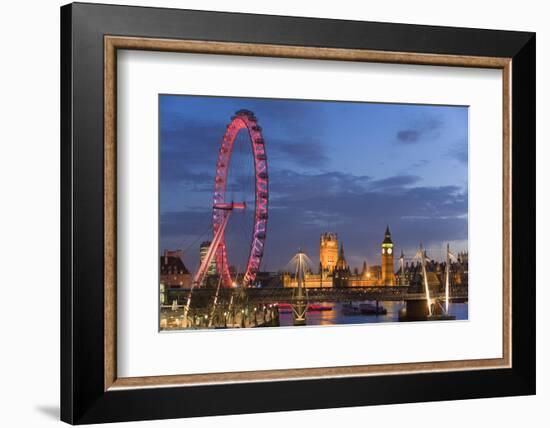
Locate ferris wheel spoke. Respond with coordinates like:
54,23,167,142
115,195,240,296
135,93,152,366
210,109,269,288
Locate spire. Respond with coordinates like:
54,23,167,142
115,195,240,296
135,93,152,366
335,242,348,270
382,225,393,245
361,260,368,278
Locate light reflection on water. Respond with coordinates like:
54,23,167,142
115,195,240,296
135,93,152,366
278,302,468,327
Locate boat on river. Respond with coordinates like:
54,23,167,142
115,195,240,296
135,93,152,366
308,303,332,312
359,302,387,315
342,302,387,316
342,302,362,316
275,303,332,313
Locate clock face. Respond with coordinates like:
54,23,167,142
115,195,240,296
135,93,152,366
388,248,393,255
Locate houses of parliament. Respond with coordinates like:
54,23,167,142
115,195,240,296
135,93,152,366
282,226,398,288
281,226,468,289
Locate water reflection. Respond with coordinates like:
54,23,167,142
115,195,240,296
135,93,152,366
278,302,468,327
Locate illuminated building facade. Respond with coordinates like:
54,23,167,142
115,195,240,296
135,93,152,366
349,263,381,287
199,241,217,276
284,227,397,288
398,251,469,290
281,226,468,290
381,226,396,286
320,232,338,278
160,249,192,288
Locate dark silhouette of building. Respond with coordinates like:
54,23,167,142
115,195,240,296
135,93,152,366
160,249,191,288
333,244,351,288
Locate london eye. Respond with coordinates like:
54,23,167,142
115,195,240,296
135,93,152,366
192,109,269,289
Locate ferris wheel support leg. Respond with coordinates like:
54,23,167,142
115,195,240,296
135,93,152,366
183,211,233,326
192,211,231,287
208,276,223,327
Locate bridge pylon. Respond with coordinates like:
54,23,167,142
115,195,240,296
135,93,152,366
291,250,309,326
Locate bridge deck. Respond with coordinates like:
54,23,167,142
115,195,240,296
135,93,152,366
165,285,468,306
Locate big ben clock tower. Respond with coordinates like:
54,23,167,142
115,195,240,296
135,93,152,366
381,226,396,286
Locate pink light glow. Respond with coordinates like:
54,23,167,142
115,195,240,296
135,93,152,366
212,110,269,287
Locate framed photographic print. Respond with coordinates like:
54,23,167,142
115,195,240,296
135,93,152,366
61,2,535,424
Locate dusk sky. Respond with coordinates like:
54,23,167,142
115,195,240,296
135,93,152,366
160,94,468,274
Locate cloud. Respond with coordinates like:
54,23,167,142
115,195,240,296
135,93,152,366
158,97,468,271
161,169,468,271
447,140,468,164
160,209,213,238
413,159,430,168
160,116,330,187
266,170,466,265
267,186,466,269
269,138,329,167
160,120,225,171
397,130,420,143
243,97,328,135
160,168,213,191
269,170,371,201
368,175,421,191
395,116,443,145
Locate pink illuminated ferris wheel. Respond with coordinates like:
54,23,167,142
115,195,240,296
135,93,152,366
212,110,268,287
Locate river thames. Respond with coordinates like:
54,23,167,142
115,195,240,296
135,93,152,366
278,301,468,327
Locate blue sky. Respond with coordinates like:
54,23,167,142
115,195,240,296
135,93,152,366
160,94,468,273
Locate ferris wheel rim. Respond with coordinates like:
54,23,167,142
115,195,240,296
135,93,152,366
212,110,268,287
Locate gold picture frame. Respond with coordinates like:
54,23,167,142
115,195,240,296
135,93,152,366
103,36,512,391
